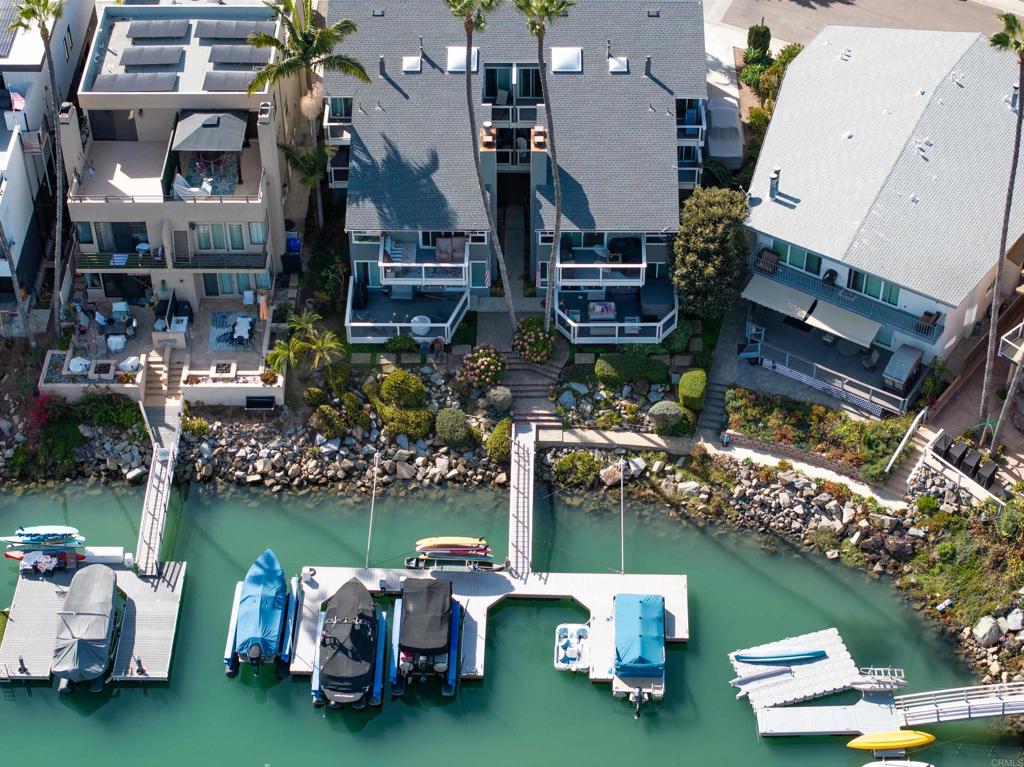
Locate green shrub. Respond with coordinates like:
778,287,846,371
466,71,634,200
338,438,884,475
182,415,210,437
595,410,623,429
935,540,957,563
916,495,940,515
678,369,707,411
740,62,769,92
486,418,513,463
309,404,347,439
340,392,370,430
553,451,601,488
996,500,1024,538
654,404,696,436
747,23,771,54
648,400,683,431
9,445,31,478
380,369,425,407
486,385,513,415
323,362,350,398
512,316,555,364
303,386,326,407
362,381,434,439
594,353,668,388
436,408,471,447
72,393,145,430
385,335,420,353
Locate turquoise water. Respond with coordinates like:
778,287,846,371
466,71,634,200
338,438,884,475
0,482,1021,766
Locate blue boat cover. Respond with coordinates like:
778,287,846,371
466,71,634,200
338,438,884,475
614,594,665,678
235,549,287,660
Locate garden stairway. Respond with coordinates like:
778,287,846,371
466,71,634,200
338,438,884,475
503,354,563,426
883,426,934,497
697,380,729,434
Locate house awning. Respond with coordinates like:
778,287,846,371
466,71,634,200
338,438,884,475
805,300,882,348
741,273,815,321
171,111,246,152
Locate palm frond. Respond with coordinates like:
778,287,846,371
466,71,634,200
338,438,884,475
247,30,287,51
316,54,370,82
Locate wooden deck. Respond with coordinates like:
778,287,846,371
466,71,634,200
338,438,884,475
0,563,186,683
288,566,688,683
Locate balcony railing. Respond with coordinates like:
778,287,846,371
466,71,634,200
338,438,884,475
172,251,268,270
751,254,945,343
75,251,165,270
555,262,646,287
676,103,705,144
378,239,469,287
322,116,351,146
328,166,349,189
1000,320,1024,363
678,165,703,188
344,282,470,344
496,148,530,168
68,169,267,204
553,297,678,345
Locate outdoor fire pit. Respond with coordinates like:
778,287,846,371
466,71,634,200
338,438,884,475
210,361,237,380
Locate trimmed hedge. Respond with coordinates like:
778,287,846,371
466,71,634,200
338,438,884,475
486,418,513,463
648,400,683,431
309,404,347,439
594,353,668,388
384,335,420,353
380,369,425,407
486,385,513,415
678,369,707,412
341,392,371,430
436,407,471,447
363,380,434,439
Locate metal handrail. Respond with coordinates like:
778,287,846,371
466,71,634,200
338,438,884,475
884,406,929,475
69,169,267,204
554,299,678,344
896,682,1024,707
344,282,470,343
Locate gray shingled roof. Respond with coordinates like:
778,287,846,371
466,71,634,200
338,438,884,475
746,26,1024,307
0,1,17,60
327,0,705,233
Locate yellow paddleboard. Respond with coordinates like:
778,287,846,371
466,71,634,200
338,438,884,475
415,536,487,550
847,731,935,751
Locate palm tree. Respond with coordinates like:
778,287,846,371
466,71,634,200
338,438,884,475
985,12,1024,451
305,327,345,371
279,142,338,230
248,0,368,230
444,0,517,331
266,335,310,376
11,0,65,343
287,308,322,338
513,0,574,333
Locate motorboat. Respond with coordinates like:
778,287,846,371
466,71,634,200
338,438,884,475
614,594,666,718
390,578,461,697
861,761,934,767
553,623,590,672
733,648,827,664
311,579,386,709
224,549,299,678
847,731,936,751
51,565,118,694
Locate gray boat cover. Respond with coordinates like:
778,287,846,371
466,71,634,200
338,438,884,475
399,579,451,654
52,565,117,682
320,579,376,699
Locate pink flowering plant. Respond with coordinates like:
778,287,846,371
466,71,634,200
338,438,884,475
512,316,555,364
460,344,506,388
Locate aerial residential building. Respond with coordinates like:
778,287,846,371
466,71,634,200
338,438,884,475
327,0,706,345
743,26,1024,415
0,0,95,335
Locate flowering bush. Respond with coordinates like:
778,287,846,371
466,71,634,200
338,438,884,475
512,317,555,364
459,344,506,388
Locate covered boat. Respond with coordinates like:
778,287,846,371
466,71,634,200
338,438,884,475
225,549,296,677
390,578,461,696
312,579,386,709
51,565,117,694
614,594,666,717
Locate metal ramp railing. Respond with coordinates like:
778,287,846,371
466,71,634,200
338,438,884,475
895,682,1024,726
135,412,181,578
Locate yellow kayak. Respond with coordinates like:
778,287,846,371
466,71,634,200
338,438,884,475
415,536,487,550
847,731,935,751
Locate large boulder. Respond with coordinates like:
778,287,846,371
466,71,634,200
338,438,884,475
973,615,1002,648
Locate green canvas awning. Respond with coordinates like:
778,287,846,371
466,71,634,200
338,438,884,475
172,111,246,152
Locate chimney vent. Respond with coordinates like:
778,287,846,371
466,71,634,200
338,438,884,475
379,56,385,77
1014,83,1020,112
644,56,651,76
769,166,780,199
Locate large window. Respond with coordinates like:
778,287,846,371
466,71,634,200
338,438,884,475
517,65,541,102
95,221,146,252
248,221,266,245
847,268,901,306
769,237,821,276
196,223,246,252
328,97,352,122
76,221,93,245
483,64,542,104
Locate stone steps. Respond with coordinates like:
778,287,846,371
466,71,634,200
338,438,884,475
697,381,729,433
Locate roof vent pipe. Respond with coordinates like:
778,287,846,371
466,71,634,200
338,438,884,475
379,55,385,77
607,39,611,58
644,56,651,76
419,36,423,53
769,166,780,199
1014,83,1019,112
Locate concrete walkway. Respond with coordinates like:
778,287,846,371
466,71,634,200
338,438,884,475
536,427,906,509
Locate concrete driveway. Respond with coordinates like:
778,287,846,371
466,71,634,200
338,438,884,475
722,0,1001,45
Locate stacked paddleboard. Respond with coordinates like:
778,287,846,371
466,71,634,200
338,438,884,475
414,536,492,562
2,525,86,566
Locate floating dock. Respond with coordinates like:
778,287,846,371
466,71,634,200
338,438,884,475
0,562,186,683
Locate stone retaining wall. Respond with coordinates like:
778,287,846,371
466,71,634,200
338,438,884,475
725,430,866,483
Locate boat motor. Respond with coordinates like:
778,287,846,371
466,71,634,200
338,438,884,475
248,644,263,677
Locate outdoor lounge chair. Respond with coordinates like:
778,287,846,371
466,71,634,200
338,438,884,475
861,348,880,371
757,249,779,274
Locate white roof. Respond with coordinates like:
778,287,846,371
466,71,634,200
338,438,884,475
747,26,1024,307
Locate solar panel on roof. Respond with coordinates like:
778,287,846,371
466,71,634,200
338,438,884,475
194,20,274,39
120,45,183,67
203,71,255,92
93,72,178,92
125,19,189,39
209,45,271,65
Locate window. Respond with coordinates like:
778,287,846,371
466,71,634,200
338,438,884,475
582,232,604,248
352,231,381,244
788,246,807,271
228,224,245,251
254,269,272,290
646,234,670,244
848,268,899,305
446,46,479,73
217,273,235,296
419,231,472,247
805,253,822,276
95,221,146,252
195,223,227,251
469,232,488,244
328,97,352,123
847,269,865,293
538,231,554,245
63,37,70,62
517,65,542,101
483,65,512,103
235,273,251,293
76,221,93,245
882,282,900,306
248,221,266,245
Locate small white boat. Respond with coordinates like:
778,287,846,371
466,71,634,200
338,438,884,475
861,761,934,767
553,623,590,672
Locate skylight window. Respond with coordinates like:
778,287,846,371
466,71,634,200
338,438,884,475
608,55,628,74
446,46,479,73
403,55,421,73
551,47,582,73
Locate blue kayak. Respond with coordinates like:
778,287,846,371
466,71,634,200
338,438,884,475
234,549,288,670
734,648,827,664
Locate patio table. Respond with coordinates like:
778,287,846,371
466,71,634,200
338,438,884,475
102,319,129,337
947,440,969,467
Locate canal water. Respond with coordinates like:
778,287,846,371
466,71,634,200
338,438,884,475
0,482,1020,766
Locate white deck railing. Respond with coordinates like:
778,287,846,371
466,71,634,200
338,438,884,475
378,239,469,287
553,296,678,345
345,283,470,344
896,682,1024,726
322,113,351,145
999,320,1024,363
883,406,929,475
555,261,646,287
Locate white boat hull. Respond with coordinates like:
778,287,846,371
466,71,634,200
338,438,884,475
553,623,591,673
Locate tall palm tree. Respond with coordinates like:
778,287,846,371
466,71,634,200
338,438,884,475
514,0,574,333
279,142,338,230
11,0,65,343
305,327,345,371
287,308,322,338
445,0,517,331
266,335,310,377
248,0,368,230
986,12,1024,451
